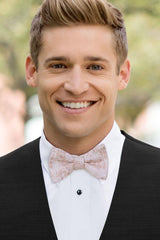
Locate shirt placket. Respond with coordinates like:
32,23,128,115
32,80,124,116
70,170,92,240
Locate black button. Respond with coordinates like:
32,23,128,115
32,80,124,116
77,189,82,195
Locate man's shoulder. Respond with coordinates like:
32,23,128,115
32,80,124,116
122,130,160,159
0,138,40,167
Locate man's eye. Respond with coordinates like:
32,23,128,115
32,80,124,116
88,65,103,70
51,64,66,69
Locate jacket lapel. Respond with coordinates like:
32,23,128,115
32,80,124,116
0,138,58,239
29,138,58,239
99,136,131,239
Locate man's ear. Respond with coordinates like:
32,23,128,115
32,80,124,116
25,55,37,87
118,59,131,90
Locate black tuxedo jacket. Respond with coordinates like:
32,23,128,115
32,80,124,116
0,131,160,240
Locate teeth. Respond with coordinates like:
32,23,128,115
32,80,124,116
61,101,93,109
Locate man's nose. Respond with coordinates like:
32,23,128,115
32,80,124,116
64,67,89,95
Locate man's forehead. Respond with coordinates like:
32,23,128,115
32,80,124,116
41,24,113,39
39,25,116,65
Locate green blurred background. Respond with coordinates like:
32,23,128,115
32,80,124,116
0,0,160,152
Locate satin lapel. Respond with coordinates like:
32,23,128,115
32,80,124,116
99,137,133,240
14,138,58,239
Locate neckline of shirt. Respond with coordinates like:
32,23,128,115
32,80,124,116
40,121,125,181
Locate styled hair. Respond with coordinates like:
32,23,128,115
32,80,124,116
30,0,128,73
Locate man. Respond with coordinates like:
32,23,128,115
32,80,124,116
0,0,160,239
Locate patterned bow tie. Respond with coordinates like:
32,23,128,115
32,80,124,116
49,144,108,183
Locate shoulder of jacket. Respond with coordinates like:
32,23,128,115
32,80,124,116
121,130,160,156
0,138,40,165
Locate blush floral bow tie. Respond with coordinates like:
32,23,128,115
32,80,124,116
49,144,108,183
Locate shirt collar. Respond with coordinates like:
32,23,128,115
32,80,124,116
100,121,125,184
40,121,125,176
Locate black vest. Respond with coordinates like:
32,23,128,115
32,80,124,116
0,132,160,239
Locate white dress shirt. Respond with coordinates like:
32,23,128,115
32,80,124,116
40,122,125,240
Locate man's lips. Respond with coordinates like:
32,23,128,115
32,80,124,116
56,101,97,109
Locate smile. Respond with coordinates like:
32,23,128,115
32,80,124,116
57,101,95,109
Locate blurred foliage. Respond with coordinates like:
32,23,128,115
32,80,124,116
0,0,42,96
113,0,160,125
0,0,160,124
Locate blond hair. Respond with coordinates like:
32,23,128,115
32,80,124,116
30,0,128,73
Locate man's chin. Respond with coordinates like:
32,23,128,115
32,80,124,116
61,129,89,139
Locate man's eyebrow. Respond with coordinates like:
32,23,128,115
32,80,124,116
44,56,69,65
84,56,110,63
44,56,110,65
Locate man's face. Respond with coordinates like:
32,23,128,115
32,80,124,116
26,25,130,145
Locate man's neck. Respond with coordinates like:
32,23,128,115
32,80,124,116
43,121,114,155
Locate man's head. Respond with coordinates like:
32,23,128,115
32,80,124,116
26,0,130,154
30,0,128,74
